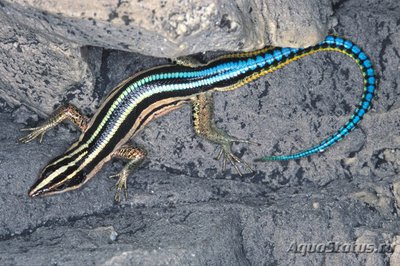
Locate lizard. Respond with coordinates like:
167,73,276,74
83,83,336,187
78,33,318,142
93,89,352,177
19,35,376,201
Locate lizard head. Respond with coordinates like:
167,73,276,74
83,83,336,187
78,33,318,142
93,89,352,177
28,150,89,197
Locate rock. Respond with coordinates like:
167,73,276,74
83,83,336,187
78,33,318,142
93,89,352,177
390,236,400,266
0,0,334,114
4,0,333,57
0,3,97,115
392,181,400,211
354,230,385,266
1,0,400,265
352,185,394,215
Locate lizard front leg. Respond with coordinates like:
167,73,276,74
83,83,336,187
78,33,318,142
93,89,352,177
192,92,254,175
19,104,88,143
110,146,147,202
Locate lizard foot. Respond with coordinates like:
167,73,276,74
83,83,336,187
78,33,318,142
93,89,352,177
19,125,50,143
109,171,129,202
215,138,256,176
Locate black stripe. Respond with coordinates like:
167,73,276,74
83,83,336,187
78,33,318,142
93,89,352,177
83,65,190,141
77,52,292,173
134,99,190,134
58,169,87,189
41,146,88,175
83,87,205,173
82,53,280,145
84,53,288,150
41,152,88,189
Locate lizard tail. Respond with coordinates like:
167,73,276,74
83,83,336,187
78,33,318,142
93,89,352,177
256,35,376,162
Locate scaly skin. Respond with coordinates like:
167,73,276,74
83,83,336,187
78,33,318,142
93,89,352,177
19,35,376,201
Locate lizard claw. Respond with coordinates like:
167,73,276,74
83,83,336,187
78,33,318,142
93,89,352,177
109,171,129,202
215,142,254,176
19,126,48,143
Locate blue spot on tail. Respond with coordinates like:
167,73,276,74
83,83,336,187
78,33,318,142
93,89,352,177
265,54,274,64
352,45,361,54
273,50,283,61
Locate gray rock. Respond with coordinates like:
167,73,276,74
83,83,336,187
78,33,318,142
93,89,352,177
0,0,334,114
1,0,400,265
4,0,333,56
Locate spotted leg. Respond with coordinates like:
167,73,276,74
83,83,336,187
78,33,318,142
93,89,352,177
110,146,147,202
19,104,88,143
192,92,255,175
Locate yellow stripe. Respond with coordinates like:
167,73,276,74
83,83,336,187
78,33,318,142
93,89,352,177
32,151,88,193
215,47,355,92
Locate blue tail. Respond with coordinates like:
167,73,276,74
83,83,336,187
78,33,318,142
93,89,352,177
257,35,376,161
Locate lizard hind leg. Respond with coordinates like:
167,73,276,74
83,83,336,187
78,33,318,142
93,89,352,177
172,55,208,68
192,92,256,176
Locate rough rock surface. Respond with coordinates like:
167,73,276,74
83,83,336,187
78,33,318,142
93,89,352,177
5,0,334,55
1,0,400,265
0,0,334,114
